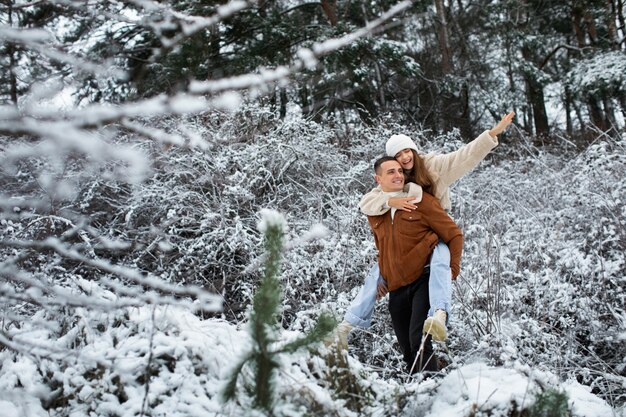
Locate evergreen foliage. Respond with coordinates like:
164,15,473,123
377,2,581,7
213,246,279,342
222,210,336,414
529,389,571,417
322,348,375,413
2,1,624,136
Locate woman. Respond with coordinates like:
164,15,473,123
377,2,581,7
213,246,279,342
331,112,516,350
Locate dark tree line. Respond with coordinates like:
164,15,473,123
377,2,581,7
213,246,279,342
1,0,625,139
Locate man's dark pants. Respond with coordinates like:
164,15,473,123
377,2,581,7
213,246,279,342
388,267,438,374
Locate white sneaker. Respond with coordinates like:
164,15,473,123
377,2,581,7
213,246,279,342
324,320,353,349
423,310,447,342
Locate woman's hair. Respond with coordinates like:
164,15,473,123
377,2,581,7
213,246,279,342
404,149,438,197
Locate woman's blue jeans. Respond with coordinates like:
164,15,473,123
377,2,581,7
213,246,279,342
344,241,451,328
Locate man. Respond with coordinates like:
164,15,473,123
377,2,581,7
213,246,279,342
367,156,463,374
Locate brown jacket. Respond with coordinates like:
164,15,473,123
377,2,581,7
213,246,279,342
367,192,463,292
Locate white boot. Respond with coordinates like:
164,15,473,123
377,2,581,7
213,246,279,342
423,309,447,342
324,320,353,349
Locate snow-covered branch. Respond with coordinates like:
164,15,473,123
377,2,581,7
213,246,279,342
0,25,126,78
158,1,251,50
0,237,222,312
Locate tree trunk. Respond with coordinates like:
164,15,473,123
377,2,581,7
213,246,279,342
571,7,586,47
208,26,222,79
602,97,617,129
373,61,386,110
524,105,534,135
459,82,472,138
279,88,287,119
617,0,625,47
564,85,573,135
320,0,338,26
7,1,18,105
432,0,468,134
434,0,453,73
521,46,550,137
583,10,599,43
525,78,550,137
619,93,626,122
606,0,618,48
573,100,585,130
299,84,309,114
587,94,607,130
571,6,613,132
353,88,376,125
258,0,266,17
8,43,18,105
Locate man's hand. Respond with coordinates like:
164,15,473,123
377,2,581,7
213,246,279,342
388,196,418,212
489,111,515,137
376,281,388,300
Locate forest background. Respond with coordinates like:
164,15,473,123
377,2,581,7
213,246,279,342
1,1,625,416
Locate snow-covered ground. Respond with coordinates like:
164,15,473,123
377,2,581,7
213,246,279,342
0,303,620,417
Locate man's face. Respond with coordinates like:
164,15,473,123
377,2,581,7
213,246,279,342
375,160,404,192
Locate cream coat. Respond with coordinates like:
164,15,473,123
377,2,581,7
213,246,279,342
360,130,498,213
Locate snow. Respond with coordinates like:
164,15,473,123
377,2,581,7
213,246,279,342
0,26,52,42
296,48,318,70
300,223,330,241
563,380,617,417
426,362,536,417
1,1,625,415
209,91,242,111
1,307,619,416
189,67,292,94
258,208,288,233
0,401,20,417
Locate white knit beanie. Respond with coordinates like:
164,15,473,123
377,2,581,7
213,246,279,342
385,134,418,157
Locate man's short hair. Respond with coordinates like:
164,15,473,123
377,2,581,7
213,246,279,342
374,156,399,175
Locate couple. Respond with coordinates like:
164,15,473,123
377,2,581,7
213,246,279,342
332,112,515,374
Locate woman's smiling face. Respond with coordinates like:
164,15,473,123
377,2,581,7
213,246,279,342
394,148,414,170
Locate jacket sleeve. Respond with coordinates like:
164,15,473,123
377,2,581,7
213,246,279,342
428,130,498,188
405,183,423,201
359,186,390,216
423,197,464,279
359,184,422,216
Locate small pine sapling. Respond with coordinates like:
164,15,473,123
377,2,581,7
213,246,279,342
222,209,336,414
529,388,571,417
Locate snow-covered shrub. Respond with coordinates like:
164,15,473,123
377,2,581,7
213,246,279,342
566,51,626,99
2,102,624,415
450,131,626,407
0,274,399,417
0,298,236,416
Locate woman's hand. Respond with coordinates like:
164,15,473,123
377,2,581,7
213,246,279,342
376,281,388,300
387,196,418,212
489,111,515,137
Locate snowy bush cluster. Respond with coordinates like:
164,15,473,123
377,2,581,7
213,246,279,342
450,135,626,402
1,104,625,416
567,51,626,98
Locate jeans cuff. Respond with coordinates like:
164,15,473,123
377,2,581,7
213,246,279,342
343,310,371,329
